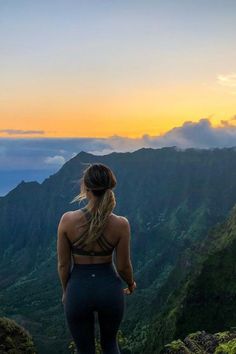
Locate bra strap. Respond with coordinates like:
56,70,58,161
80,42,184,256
81,207,90,220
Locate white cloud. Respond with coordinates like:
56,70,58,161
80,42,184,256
1,117,236,173
217,73,236,87
217,73,236,95
44,155,66,165
0,129,45,135
70,152,78,158
98,117,236,151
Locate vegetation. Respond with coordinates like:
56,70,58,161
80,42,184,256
140,204,236,353
1,147,236,352
0,316,36,353
161,329,236,354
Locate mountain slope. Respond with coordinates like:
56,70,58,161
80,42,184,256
141,203,236,354
2,147,236,352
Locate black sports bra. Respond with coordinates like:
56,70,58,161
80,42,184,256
71,207,115,257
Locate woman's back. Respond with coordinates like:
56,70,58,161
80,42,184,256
57,162,136,353
64,207,123,264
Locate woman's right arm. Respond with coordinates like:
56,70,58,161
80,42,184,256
115,217,135,289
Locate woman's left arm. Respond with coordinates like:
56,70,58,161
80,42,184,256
57,212,72,294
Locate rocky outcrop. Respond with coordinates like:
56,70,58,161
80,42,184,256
161,329,236,353
0,316,36,353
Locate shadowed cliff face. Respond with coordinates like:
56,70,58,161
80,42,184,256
0,316,36,353
173,203,236,339
160,329,236,354
141,203,236,354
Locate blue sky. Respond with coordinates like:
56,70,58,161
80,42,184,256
1,0,236,195
2,0,236,89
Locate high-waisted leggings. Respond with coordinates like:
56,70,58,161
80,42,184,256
64,261,125,354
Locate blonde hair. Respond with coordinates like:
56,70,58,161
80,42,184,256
70,162,117,248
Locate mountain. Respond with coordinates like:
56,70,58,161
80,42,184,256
0,169,53,197
141,200,236,353
1,147,236,352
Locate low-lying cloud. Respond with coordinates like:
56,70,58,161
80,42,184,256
1,117,236,172
1,117,236,195
0,129,45,135
44,155,66,165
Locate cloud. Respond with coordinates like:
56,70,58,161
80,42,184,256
1,117,236,174
217,73,236,87
44,155,66,165
1,116,236,195
85,118,236,151
220,120,230,126
217,73,236,95
0,137,111,171
0,129,45,135
143,118,236,149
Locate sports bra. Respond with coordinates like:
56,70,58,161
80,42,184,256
70,207,116,257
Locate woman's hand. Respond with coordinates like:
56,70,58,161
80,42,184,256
123,281,137,295
62,292,66,305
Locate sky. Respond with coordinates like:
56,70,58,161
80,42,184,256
0,0,236,194
1,0,236,138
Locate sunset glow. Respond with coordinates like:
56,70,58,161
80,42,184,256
1,0,236,138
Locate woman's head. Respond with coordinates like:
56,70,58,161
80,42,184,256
70,163,117,247
83,162,116,197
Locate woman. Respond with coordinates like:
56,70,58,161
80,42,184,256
57,162,136,354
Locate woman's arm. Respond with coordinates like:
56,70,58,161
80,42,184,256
115,217,135,286
57,212,72,293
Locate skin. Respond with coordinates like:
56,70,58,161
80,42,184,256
57,189,136,304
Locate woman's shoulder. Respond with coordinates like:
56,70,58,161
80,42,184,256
111,213,129,227
59,211,74,224
111,215,130,243
66,209,128,225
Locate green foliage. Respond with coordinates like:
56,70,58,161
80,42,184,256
215,339,236,354
162,330,236,354
0,317,37,353
143,202,236,353
2,148,236,353
164,339,191,352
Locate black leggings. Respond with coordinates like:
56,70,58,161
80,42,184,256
64,262,125,354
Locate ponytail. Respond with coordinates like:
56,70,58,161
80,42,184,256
70,163,116,248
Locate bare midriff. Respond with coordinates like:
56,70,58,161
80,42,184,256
72,254,113,265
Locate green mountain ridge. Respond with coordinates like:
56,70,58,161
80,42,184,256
140,203,236,353
1,147,236,352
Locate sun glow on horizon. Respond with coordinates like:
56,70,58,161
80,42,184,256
1,81,236,139
1,1,236,139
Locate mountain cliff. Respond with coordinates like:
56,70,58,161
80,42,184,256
1,147,236,352
141,201,236,353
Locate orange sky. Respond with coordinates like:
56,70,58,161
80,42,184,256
1,1,236,139
1,82,236,138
